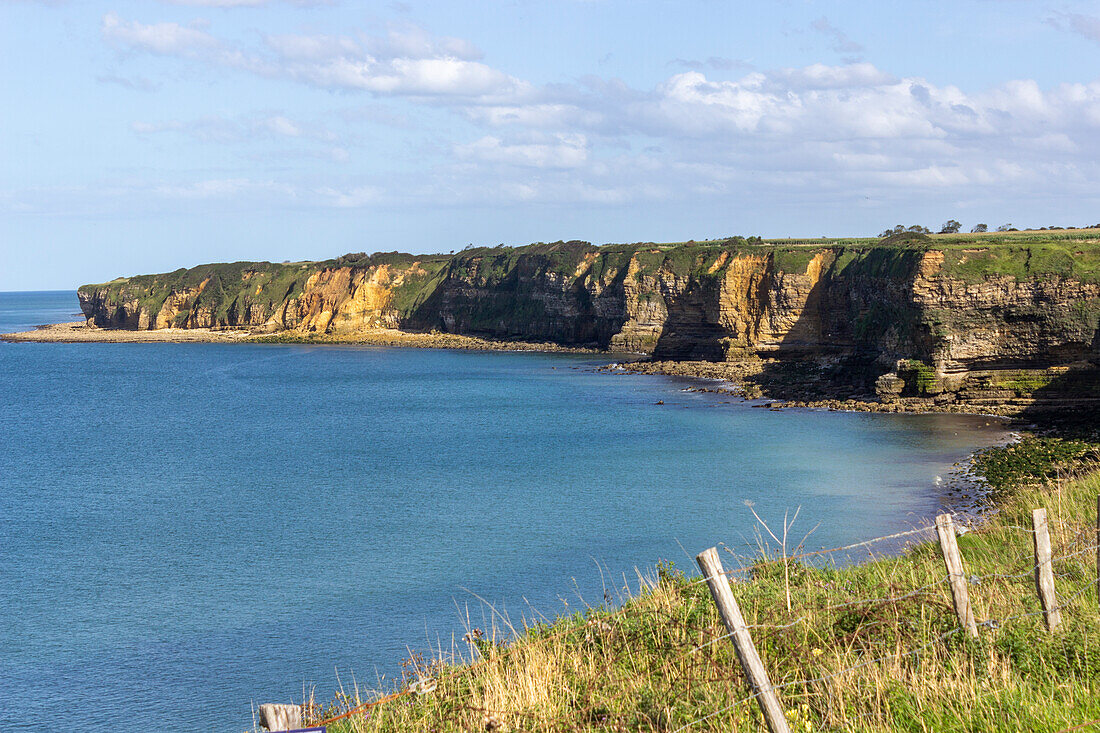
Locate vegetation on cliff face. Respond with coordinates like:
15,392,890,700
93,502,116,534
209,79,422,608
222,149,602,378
300,442,1100,732
938,243,1100,284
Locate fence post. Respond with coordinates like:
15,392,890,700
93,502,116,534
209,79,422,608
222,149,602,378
1032,508,1062,631
696,547,790,733
935,514,978,637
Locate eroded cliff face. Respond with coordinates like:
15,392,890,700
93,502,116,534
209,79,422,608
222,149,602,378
78,238,1100,406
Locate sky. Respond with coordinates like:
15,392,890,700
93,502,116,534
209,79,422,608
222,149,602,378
2,1,1100,290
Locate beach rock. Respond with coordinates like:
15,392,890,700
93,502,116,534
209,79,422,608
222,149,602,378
875,373,905,399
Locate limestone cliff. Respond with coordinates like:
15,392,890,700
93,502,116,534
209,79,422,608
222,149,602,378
78,233,1100,408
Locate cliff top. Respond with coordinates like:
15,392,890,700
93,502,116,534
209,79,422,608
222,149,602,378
80,227,1100,294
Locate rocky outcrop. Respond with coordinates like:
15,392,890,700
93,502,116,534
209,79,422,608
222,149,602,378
78,236,1100,408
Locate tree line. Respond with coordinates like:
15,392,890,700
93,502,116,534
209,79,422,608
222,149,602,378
879,220,1100,237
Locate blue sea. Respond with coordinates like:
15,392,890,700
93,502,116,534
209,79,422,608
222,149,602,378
0,291,1008,732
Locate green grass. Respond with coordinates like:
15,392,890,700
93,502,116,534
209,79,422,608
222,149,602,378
296,439,1100,732
938,243,1100,284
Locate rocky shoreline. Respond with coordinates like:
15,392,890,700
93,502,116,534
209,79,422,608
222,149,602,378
609,359,1047,417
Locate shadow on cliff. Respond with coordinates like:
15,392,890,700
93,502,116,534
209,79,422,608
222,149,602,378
663,247,932,402
649,275,732,361
1011,357,1100,439
403,253,633,348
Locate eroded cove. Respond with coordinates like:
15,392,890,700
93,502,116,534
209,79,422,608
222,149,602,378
0,293,1011,733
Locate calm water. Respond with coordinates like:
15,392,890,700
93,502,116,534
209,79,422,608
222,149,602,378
0,291,1007,733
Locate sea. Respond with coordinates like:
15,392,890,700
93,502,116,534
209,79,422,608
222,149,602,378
0,291,1009,732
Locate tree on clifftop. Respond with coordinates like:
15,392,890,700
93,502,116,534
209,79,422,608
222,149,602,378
971,223,988,232
939,219,961,234
879,224,931,237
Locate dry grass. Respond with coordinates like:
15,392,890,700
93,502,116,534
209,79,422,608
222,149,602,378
298,469,1100,732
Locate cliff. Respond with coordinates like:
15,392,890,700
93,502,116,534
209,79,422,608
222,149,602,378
78,232,1100,410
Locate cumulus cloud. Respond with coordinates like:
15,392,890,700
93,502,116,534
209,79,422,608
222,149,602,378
447,62,1100,207
80,17,1100,213
102,14,524,99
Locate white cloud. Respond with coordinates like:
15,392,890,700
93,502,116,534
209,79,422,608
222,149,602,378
456,133,589,169
289,56,521,96
769,62,895,90
104,14,523,100
102,12,218,56
365,27,484,62
262,33,360,61
77,18,1100,215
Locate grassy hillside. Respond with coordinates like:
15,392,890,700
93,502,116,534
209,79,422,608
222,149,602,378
296,439,1100,732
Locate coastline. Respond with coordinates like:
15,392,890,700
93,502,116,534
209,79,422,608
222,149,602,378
0,321,610,354
5,322,1050,418
607,359,1035,417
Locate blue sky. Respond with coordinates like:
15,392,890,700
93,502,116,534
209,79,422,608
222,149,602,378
2,0,1100,290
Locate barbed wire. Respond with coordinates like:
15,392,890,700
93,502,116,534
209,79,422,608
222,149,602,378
303,519,1100,731
700,524,942,581
687,574,952,656
671,572,1100,732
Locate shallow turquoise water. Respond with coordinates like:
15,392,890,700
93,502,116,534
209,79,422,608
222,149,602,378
0,291,1006,732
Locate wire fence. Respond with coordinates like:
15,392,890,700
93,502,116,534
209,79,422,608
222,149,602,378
273,506,1100,732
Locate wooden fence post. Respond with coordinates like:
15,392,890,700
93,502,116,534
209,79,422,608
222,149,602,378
1032,508,1062,631
935,514,979,638
696,547,791,733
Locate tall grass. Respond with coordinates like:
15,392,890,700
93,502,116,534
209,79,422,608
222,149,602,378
303,469,1100,732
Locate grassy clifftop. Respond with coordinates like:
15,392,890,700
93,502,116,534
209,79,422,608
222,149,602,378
82,228,1100,302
